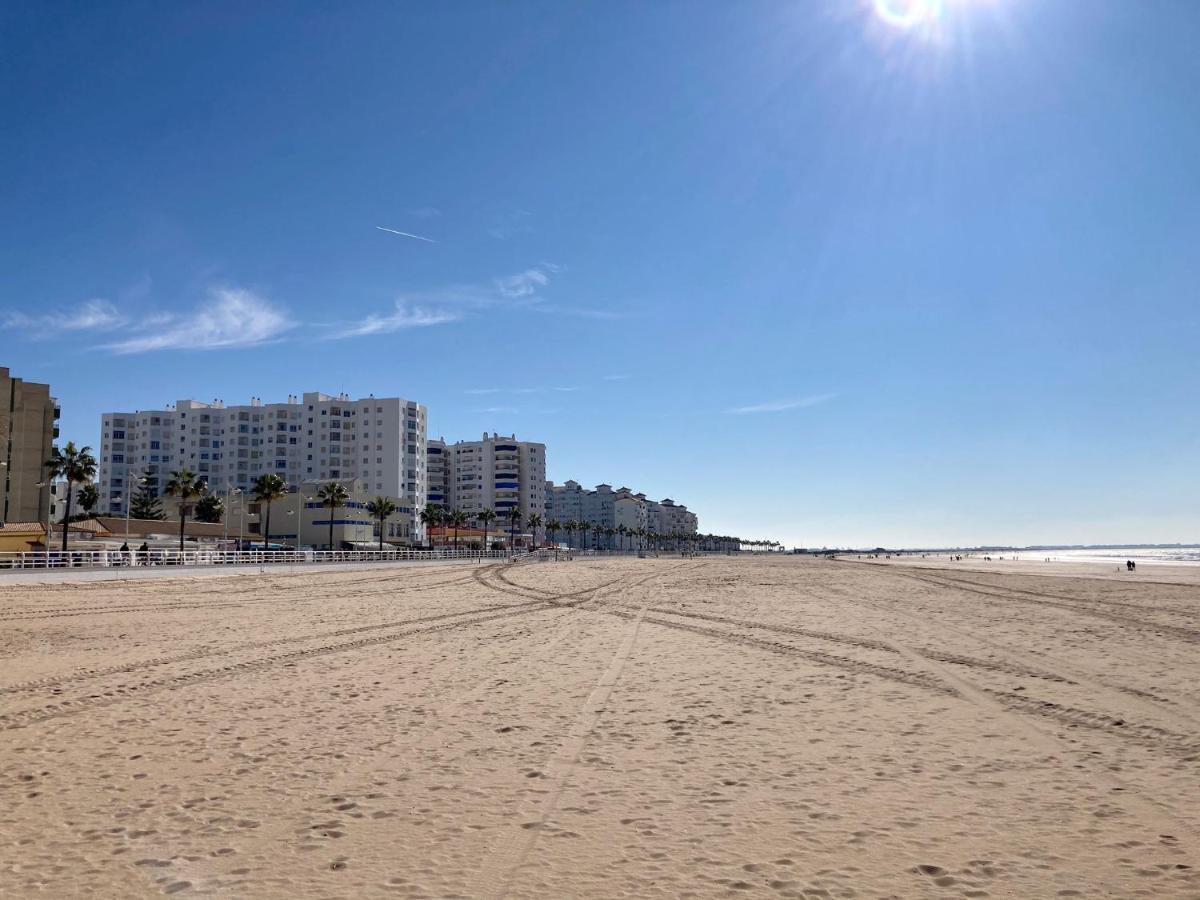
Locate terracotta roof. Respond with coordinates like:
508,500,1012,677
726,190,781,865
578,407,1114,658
53,519,112,535
93,517,249,539
0,522,47,536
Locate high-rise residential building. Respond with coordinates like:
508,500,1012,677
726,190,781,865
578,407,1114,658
426,433,546,524
0,366,58,524
426,438,448,508
545,480,698,547
98,390,428,538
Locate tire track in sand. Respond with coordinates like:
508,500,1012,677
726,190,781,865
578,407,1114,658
0,567,647,730
878,632,1200,844
471,598,649,900
877,567,1200,643
0,569,481,622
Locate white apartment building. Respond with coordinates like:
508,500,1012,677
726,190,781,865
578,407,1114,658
426,438,448,509
648,497,699,537
98,390,428,538
545,480,698,547
426,433,546,525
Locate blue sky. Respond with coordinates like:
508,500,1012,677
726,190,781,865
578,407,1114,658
2,1,1198,548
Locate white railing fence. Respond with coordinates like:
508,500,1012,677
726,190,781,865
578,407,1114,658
0,545,739,571
0,547,519,571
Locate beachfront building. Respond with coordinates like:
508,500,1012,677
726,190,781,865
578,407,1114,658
0,366,59,525
426,438,448,508
293,478,417,549
544,481,697,548
648,497,699,538
426,433,546,526
97,390,428,539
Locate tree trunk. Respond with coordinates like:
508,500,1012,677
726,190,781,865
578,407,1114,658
264,502,272,549
378,516,384,552
179,505,186,550
328,505,335,550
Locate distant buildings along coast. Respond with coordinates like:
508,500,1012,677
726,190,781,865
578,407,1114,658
72,383,698,549
545,480,697,550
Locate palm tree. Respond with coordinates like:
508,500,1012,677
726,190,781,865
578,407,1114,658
568,520,581,549
365,496,398,551
604,527,615,551
252,473,288,548
45,442,98,552
477,508,497,553
165,469,207,551
616,524,628,551
591,523,603,550
546,519,561,547
317,481,351,550
506,506,522,553
75,483,100,520
419,502,444,548
526,513,542,548
447,508,468,552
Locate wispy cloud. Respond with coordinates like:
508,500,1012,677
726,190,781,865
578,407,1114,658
408,207,441,219
475,406,519,414
328,301,461,339
725,393,837,415
102,288,294,354
325,261,571,342
376,225,438,244
496,265,557,299
602,374,631,381
4,299,127,335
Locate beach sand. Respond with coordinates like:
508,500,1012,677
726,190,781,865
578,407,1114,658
1,556,1197,898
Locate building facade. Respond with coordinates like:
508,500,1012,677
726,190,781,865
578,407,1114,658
0,366,58,524
98,390,428,538
545,480,698,547
427,433,546,525
426,438,448,509
293,479,417,549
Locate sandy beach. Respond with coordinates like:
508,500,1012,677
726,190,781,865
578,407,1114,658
1,555,1197,898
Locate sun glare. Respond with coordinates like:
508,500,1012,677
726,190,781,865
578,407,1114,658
872,0,944,29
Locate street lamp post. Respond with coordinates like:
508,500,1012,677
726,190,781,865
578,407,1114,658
34,479,49,566
230,488,244,551
222,482,233,544
125,470,149,543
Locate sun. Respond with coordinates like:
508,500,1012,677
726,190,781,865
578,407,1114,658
872,0,944,29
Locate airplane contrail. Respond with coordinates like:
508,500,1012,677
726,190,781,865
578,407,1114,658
376,226,438,243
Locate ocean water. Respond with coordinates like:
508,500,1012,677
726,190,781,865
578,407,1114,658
1004,547,1200,566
